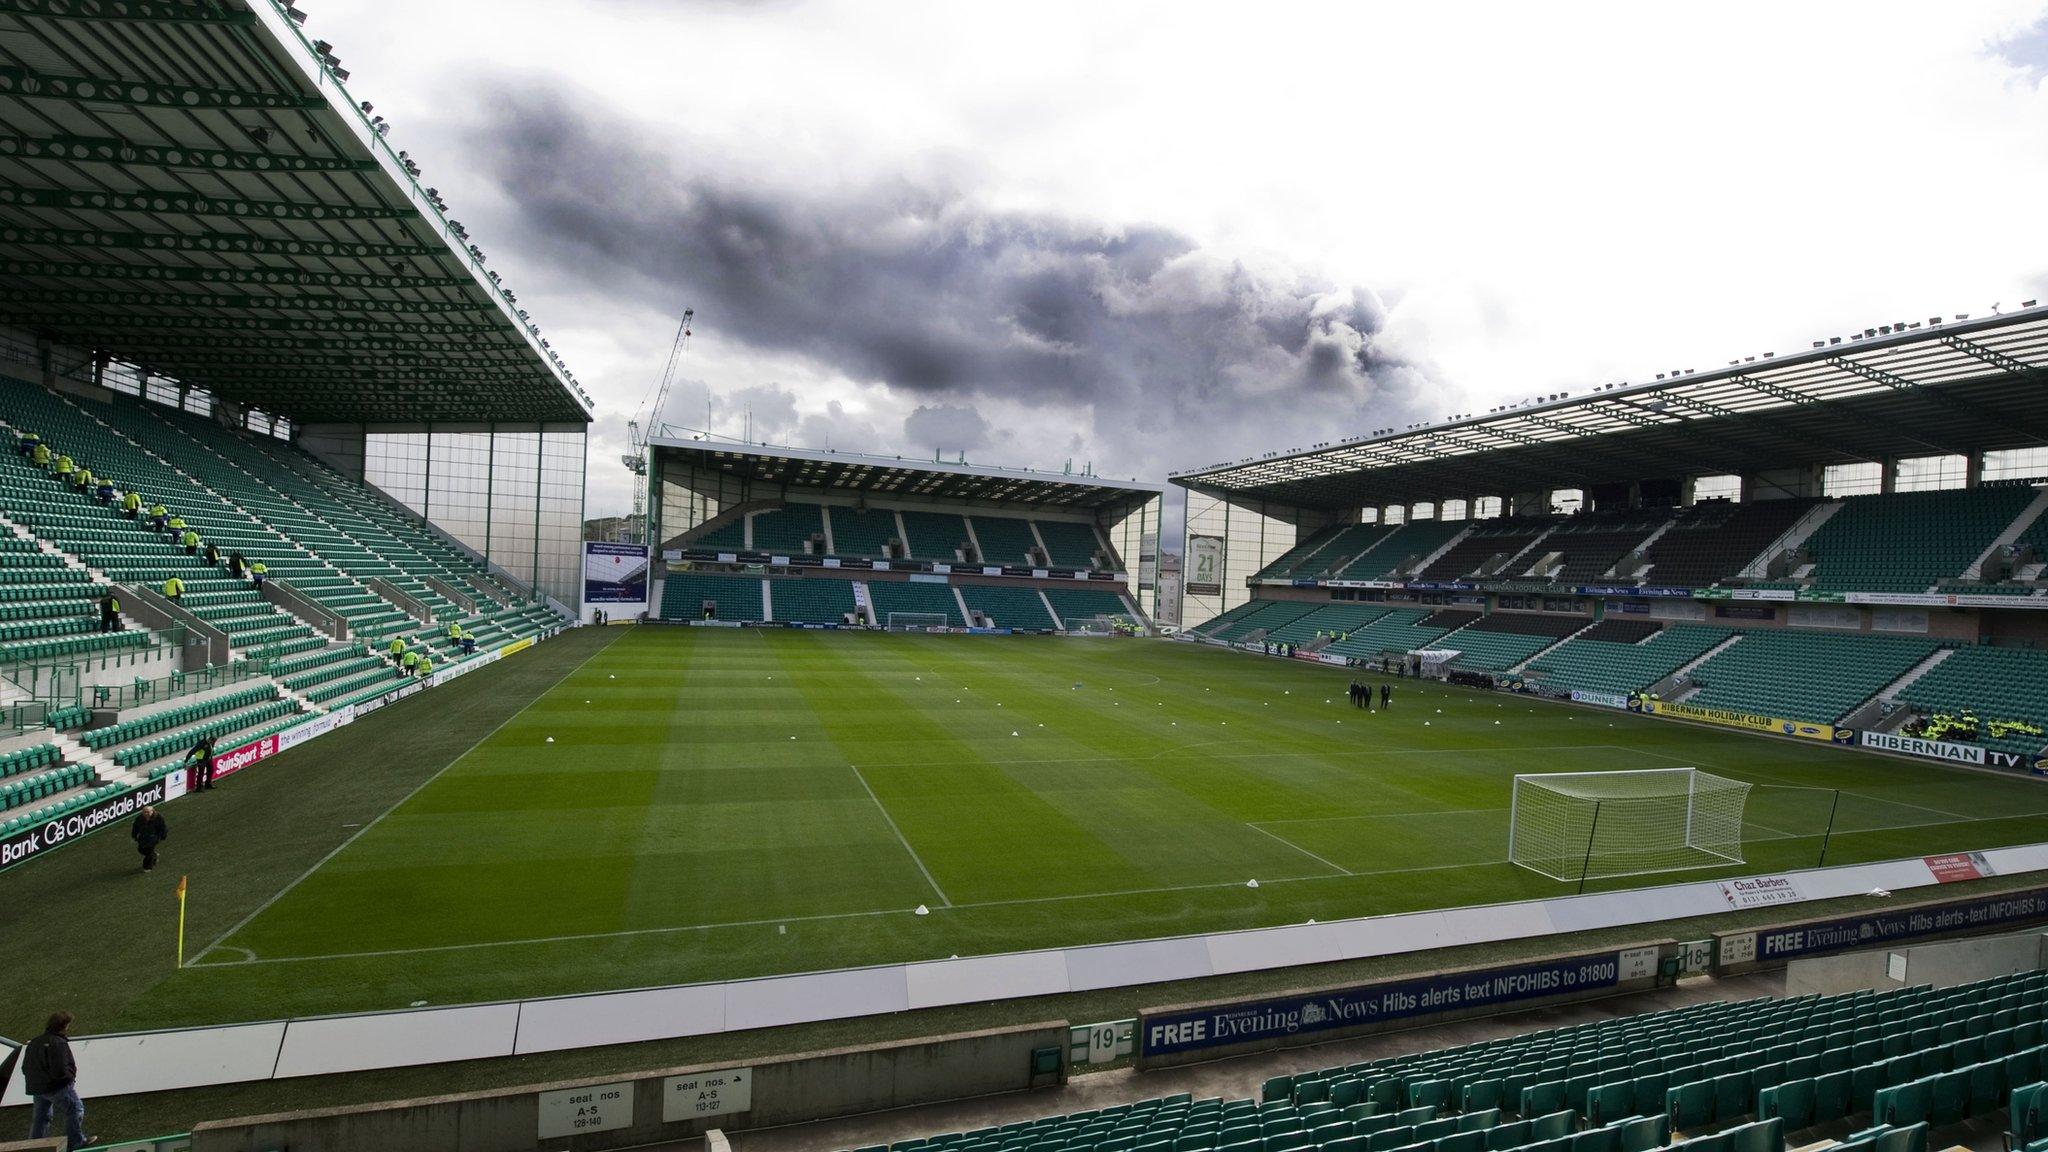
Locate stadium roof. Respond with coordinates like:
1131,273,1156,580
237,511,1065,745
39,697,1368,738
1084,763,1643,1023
651,431,1164,511
1172,304,2048,509
0,0,591,426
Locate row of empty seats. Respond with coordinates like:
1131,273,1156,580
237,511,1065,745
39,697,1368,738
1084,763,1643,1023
678,502,1117,570
656,572,1135,629
1245,487,2047,596
843,973,2048,1152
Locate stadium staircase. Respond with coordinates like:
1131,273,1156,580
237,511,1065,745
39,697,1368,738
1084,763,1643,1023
838,971,2048,1152
1962,487,2048,581
1343,522,1468,582
1800,489,2039,594
962,584,1060,629
1525,625,1734,699
1739,502,1845,581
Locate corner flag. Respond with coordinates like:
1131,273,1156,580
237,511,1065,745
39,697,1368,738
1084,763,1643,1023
175,874,188,968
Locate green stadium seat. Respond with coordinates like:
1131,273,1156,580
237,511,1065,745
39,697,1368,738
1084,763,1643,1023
1667,1080,1713,1129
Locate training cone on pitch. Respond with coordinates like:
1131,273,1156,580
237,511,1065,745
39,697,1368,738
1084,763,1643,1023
545,736,555,743
915,904,930,916
1246,879,1259,888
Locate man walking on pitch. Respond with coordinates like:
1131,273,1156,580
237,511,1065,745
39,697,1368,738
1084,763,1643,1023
131,804,168,872
24,1010,90,1150
1380,683,1391,709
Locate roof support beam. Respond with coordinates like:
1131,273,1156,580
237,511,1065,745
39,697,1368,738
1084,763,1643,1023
121,346,539,371
0,0,254,24
0,185,415,221
1834,351,2048,446
0,311,516,339
1,224,440,260
0,288,492,314
0,256,474,291
1938,334,2033,376
55,331,529,358
1,133,374,175
1731,372,1969,458
1623,394,1859,463
0,65,323,111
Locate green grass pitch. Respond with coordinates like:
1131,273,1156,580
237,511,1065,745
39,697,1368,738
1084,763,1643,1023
114,627,2048,1022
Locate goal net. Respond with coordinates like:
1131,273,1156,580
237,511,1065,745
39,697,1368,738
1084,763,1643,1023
885,611,949,632
1508,768,1752,882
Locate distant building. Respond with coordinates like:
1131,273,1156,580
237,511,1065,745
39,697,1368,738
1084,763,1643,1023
585,514,646,543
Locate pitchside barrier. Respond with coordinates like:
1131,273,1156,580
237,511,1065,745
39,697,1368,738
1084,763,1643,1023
11,840,2048,1106
186,1023,1067,1152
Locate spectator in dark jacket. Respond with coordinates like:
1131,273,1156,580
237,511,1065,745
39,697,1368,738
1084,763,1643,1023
24,1010,90,1149
131,805,168,872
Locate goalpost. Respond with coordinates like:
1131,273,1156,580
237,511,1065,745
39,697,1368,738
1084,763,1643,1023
885,611,949,632
1508,768,1752,882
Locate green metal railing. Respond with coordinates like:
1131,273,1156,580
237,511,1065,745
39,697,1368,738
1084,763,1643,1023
84,657,265,713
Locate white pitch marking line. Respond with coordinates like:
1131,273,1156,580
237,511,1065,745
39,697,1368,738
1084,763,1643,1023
849,763,952,907
1245,822,1354,876
189,628,628,966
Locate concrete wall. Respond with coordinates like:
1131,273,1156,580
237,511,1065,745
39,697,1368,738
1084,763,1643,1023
1785,930,2048,997
190,1022,1067,1152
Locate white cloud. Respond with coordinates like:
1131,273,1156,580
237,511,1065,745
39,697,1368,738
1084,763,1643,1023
308,0,2048,521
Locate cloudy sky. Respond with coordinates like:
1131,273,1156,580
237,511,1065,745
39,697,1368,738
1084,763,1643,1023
312,0,2048,521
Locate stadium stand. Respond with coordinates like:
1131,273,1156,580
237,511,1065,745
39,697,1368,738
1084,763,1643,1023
1043,587,1132,626
1337,520,1467,580
901,510,973,561
830,506,901,558
867,579,967,626
1893,645,2048,757
960,584,1059,629
1639,500,1817,589
1035,520,1108,569
1190,598,1272,637
1443,613,1587,673
970,515,1043,566
751,503,827,555
1525,625,1736,698
1263,603,1391,646
686,512,750,552
1292,523,1397,580
1537,513,1669,584
1251,525,1350,581
1418,520,1553,581
1208,599,1323,643
659,572,766,621
1684,630,1940,724
1323,608,1453,659
1803,488,2039,593
771,577,859,624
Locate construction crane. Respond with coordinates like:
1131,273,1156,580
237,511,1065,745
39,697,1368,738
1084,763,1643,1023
623,308,693,544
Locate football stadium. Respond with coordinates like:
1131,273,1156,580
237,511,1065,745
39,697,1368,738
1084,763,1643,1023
4,4,2048,1152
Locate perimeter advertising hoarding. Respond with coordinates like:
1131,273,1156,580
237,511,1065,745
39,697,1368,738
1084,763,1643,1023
583,542,650,606
1641,700,1837,742
1738,886,2048,963
1141,947,1652,1058
0,773,185,872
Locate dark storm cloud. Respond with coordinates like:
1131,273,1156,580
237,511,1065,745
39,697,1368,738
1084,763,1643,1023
468,88,1440,478
904,403,993,453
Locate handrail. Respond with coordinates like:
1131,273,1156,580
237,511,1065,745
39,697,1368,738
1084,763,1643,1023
259,579,349,640
119,585,233,666
83,658,265,713
368,577,434,624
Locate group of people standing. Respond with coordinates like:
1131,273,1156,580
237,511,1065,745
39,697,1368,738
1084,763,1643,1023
15,429,270,617
1348,680,1391,710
